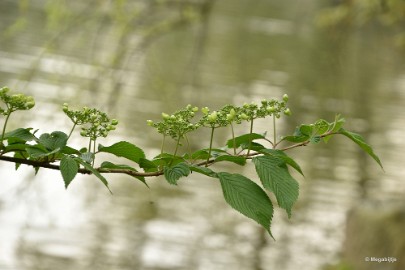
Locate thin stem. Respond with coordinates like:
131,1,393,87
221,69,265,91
184,134,192,158
88,138,92,153
0,109,12,147
67,123,77,140
160,134,166,155
246,118,254,156
206,127,215,166
170,133,182,166
272,114,276,149
230,123,236,155
92,138,97,166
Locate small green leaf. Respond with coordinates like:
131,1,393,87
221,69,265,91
281,134,309,143
339,128,383,170
39,131,68,151
163,162,190,185
75,158,112,193
299,124,313,136
98,141,145,163
4,128,36,141
226,133,265,148
215,155,246,166
80,152,94,164
189,165,217,178
100,161,148,186
139,158,159,172
314,119,330,134
310,135,321,144
217,172,274,237
253,155,299,218
60,155,79,188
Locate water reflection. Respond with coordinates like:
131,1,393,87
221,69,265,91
1,0,404,270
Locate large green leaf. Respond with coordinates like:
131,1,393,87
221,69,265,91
217,172,274,237
253,155,299,218
226,133,265,148
75,158,112,193
138,158,159,172
98,141,145,163
60,155,79,188
4,128,36,141
39,131,68,151
259,149,304,176
339,128,384,170
163,162,190,185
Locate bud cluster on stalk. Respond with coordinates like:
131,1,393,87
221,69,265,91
62,103,118,140
0,87,35,115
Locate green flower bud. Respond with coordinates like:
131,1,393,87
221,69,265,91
0,87,9,94
192,106,199,112
111,119,119,125
226,113,234,121
146,120,154,126
283,94,289,102
266,106,275,113
230,108,236,116
106,125,116,131
186,104,192,110
201,107,209,115
80,130,87,136
162,113,170,119
284,108,291,116
208,111,218,122
240,113,249,120
25,100,35,109
170,115,176,120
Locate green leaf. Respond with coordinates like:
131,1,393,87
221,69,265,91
215,155,246,166
339,128,384,170
153,153,186,167
189,165,217,178
163,162,190,185
299,124,314,136
26,144,59,160
4,128,36,141
60,156,79,188
4,143,28,153
281,134,309,143
98,141,145,163
253,155,299,218
259,149,304,176
226,133,265,148
240,142,265,151
310,135,321,144
217,172,274,237
39,131,68,151
61,146,81,155
139,158,159,172
75,158,112,193
100,161,148,186
314,119,330,134
80,152,94,164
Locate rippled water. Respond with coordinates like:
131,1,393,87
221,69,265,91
1,1,404,269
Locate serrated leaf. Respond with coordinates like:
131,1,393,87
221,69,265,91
39,131,68,151
4,128,36,141
339,128,383,170
75,158,112,193
253,155,299,218
259,149,304,176
226,133,265,148
100,161,148,187
215,155,246,166
189,165,217,178
310,135,321,144
217,172,274,237
60,156,78,188
98,141,145,164
153,153,186,167
163,162,190,185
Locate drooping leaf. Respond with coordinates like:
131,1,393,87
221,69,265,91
214,155,246,166
26,145,59,160
339,128,384,170
153,153,186,167
240,142,265,151
60,146,81,155
39,131,68,151
163,162,190,185
98,141,145,164
189,165,217,178
217,172,274,237
259,149,304,176
4,143,28,153
100,161,148,186
60,155,79,188
75,158,112,193
226,133,265,148
4,128,36,141
138,158,159,172
253,155,299,218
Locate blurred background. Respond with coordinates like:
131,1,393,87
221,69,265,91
0,0,404,269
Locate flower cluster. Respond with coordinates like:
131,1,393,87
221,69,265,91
0,87,35,115
147,104,199,139
62,103,118,140
147,94,292,139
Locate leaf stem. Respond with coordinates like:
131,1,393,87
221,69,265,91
272,114,276,149
170,133,182,166
230,123,236,155
67,123,77,140
0,109,12,147
246,118,254,156
206,127,215,166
